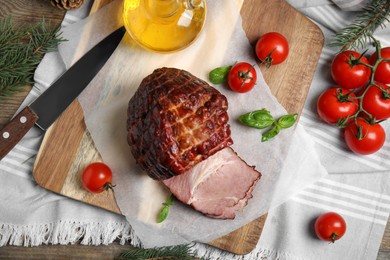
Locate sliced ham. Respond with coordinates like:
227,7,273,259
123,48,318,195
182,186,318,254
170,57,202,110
127,68,261,219
163,148,261,219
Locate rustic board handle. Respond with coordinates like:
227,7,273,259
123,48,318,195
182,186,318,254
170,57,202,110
0,106,38,160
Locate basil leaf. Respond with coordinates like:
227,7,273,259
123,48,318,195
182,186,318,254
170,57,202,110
158,207,169,223
239,109,298,142
157,194,174,223
261,126,280,142
209,65,232,84
276,113,298,129
239,109,275,129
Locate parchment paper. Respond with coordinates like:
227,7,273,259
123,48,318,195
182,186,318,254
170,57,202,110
57,0,327,248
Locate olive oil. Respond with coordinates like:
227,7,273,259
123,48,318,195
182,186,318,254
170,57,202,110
123,0,206,53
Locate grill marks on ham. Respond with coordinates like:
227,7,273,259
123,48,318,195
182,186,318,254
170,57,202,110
127,68,233,180
127,68,261,219
163,148,261,219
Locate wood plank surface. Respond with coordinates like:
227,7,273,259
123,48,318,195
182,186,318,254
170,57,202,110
0,0,65,128
0,0,389,259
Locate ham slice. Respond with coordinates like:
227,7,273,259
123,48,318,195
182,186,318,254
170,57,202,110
163,147,261,219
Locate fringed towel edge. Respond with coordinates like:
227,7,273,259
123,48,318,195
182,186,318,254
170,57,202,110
0,220,142,248
193,243,306,260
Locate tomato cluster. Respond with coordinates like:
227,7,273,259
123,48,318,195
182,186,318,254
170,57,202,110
209,32,289,93
227,32,289,93
317,44,390,155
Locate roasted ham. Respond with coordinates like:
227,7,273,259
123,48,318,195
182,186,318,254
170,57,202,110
127,67,233,180
127,68,261,219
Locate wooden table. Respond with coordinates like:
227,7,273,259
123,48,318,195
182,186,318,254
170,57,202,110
0,0,389,259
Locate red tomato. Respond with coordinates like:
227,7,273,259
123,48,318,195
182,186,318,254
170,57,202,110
255,32,289,66
81,162,114,193
314,212,346,243
331,50,371,89
369,47,390,84
227,62,257,93
344,118,386,155
361,82,390,120
316,87,358,125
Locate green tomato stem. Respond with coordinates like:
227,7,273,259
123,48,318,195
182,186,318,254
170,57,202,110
101,182,116,192
331,233,339,243
238,64,256,89
337,35,387,126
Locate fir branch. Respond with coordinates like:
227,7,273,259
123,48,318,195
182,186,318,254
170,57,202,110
0,17,65,100
329,0,390,51
117,244,206,260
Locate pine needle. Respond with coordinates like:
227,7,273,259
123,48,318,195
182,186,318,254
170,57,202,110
117,244,205,260
329,0,390,51
0,17,65,100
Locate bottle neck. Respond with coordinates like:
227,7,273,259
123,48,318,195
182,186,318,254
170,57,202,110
145,0,181,18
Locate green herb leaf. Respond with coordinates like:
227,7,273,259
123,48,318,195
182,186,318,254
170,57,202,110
239,108,298,142
157,194,174,223
209,65,232,84
239,109,275,129
261,126,281,142
158,207,169,223
276,113,297,129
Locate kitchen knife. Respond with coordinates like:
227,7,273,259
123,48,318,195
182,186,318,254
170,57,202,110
0,26,126,161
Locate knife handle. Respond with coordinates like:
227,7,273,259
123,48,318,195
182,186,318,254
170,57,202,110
0,107,39,160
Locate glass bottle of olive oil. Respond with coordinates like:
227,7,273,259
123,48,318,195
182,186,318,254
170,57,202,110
123,0,206,53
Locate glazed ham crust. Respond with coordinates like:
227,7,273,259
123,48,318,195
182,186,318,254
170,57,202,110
127,68,233,180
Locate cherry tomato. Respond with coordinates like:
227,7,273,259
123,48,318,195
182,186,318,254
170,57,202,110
81,162,114,193
344,118,386,155
227,62,257,93
255,32,289,66
331,50,371,89
314,212,346,243
316,87,358,125
361,82,390,120
369,47,390,84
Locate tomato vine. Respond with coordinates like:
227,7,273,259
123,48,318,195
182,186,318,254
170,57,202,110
337,36,390,126
317,35,389,155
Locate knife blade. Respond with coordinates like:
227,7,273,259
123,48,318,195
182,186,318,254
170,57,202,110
0,26,126,161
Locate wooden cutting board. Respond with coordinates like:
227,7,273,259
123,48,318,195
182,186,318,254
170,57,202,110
32,0,324,255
